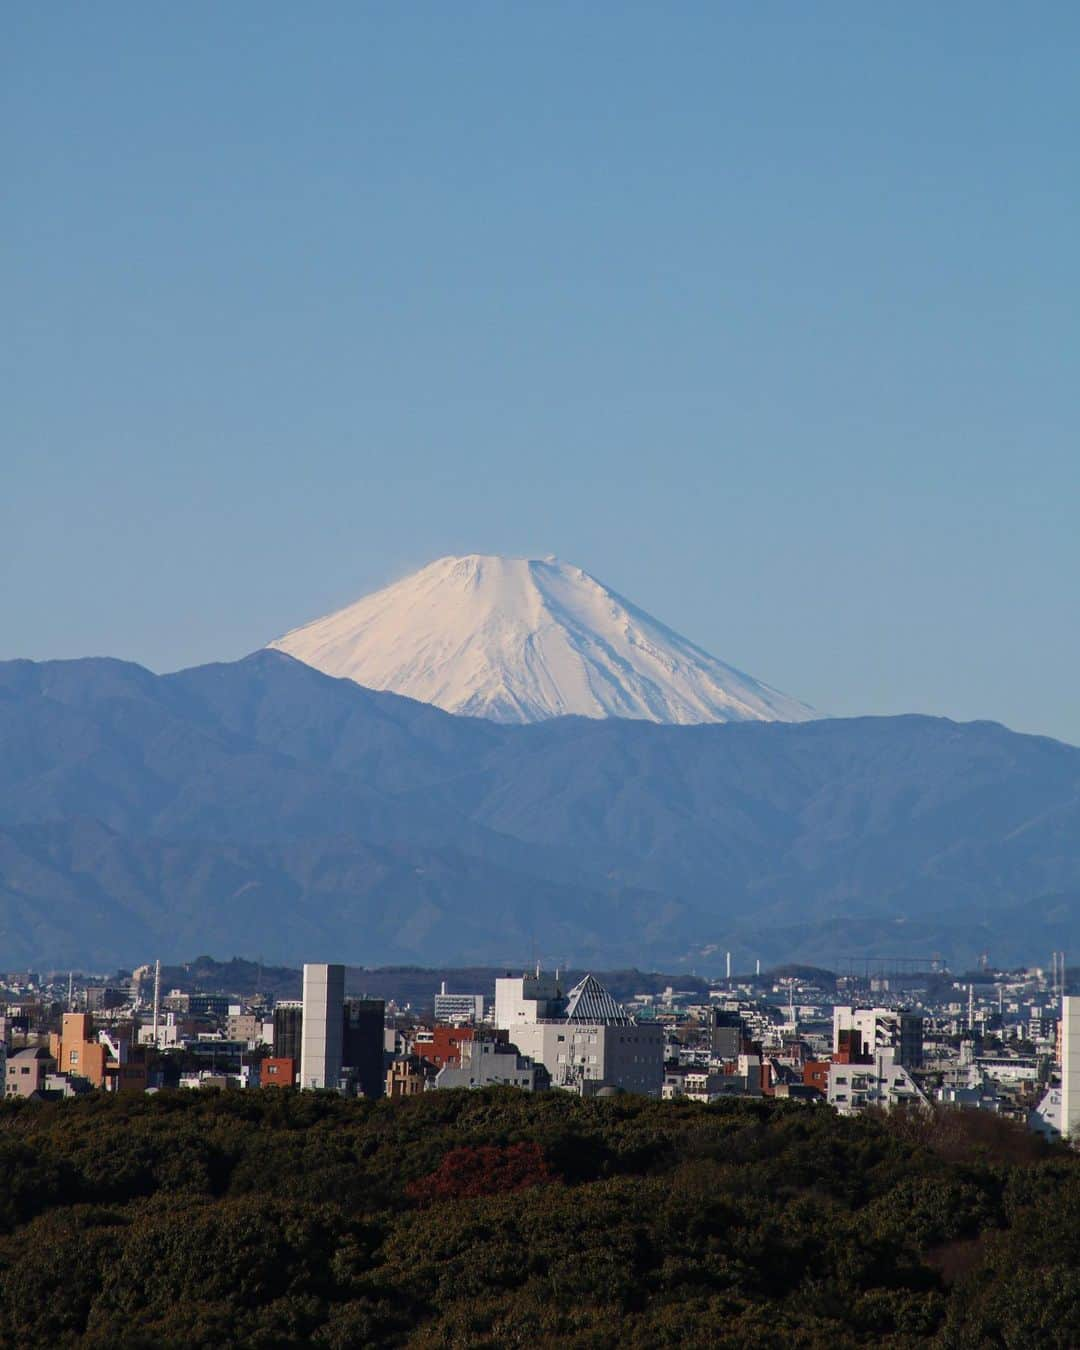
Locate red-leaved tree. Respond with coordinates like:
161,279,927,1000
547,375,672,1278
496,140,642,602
406,1141,556,1205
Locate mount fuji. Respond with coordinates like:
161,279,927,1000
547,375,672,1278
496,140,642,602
267,554,814,725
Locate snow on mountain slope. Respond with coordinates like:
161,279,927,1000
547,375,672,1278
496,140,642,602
267,554,814,725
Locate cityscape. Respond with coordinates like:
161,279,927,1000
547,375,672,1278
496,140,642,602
4,955,1076,1137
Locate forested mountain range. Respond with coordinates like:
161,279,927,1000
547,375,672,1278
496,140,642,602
2,650,1079,971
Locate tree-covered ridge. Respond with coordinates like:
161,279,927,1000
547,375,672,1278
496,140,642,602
0,1090,1075,1347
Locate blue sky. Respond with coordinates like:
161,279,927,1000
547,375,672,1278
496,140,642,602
4,5,1078,741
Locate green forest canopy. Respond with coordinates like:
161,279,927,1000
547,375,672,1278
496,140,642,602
0,1090,1076,1347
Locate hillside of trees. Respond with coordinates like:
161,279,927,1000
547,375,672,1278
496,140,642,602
0,1090,1077,1346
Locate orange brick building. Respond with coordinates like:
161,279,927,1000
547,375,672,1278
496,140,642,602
261,1057,296,1087
49,1014,108,1087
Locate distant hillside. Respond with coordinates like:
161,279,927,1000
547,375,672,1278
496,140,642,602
141,958,715,1009
2,651,1080,970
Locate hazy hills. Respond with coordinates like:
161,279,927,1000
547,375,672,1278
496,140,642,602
2,650,1079,971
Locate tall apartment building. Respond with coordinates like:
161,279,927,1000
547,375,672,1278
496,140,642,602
300,964,345,1091
832,1006,924,1069
1059,996,1080,1139
273,1001,303,1061
343,998,385,1099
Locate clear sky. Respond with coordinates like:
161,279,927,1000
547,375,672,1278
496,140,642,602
4,5,1078,742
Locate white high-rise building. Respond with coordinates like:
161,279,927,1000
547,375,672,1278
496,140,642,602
300,963,345,1091
1059,996,1080,1139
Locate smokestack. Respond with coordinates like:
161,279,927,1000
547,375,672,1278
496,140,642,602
152,959,161,1041
726,951,732,980
755,959,761,977
440,980,447,996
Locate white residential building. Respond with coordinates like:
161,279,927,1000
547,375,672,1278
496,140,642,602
1059,995,1080,1139
827,1049,927,1115
433,985,485,1024
833,1006,924,1068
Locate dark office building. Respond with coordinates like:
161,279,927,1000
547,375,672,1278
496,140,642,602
273,1002,303,1062
343,998,385,1099
897,1013,925,1070
85,986,127,1012
709,1009,744,1060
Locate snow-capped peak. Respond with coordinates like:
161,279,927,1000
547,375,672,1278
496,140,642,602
267,554,814,725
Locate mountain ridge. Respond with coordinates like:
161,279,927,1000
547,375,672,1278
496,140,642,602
3,651,1080,970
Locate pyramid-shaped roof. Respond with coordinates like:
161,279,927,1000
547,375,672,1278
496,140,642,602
562,974,633,1025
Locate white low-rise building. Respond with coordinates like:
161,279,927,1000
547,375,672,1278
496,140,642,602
827,1049,927,1115
1030,1086,1063,1139
433,984,485,1024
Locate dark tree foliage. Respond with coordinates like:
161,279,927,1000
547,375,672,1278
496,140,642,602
0,1090,1074,1347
